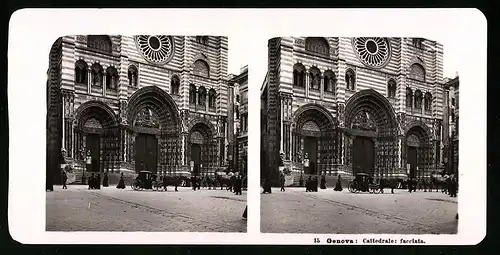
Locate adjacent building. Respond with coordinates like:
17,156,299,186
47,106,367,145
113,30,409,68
228,66,249,176
47,35,230,184
443,75,459,178
261,37,449,185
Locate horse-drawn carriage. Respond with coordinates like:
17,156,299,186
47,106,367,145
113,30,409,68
130,170,189,191
348,173,381,194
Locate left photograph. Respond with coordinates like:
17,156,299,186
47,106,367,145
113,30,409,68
45,35,248,232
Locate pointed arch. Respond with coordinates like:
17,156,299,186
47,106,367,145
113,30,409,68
75,60,88,84
193,59,210,78
305,37,330,56
293,63,306,87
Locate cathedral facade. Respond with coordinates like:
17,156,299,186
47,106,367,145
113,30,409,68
47,35,230,184
261,37,447,185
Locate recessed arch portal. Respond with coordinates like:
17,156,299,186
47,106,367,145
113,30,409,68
187,120,218,176
404,122,433,179
127,86,182,174
345,89,399,177
292,104,338,176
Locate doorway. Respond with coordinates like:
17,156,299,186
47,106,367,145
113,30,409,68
86,134,100,173
135,134,158,173
304,136,317,175
191,144,202,175
352,136,375,175
407,146,417,178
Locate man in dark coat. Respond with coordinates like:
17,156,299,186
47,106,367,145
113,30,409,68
96,174,101,189
88,173,94,189
313,176,319,192
116,172,126,189
320,175,327,189
262,178,272,194
306,176,312,192
103,172,109,187
334,174,343,191
280,173,285,192
62,171,68,190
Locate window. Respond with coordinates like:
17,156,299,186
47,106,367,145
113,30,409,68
406,87,413,108
128,65,138,87
305,37,330,56
409,63,426,81
414,90,423,109
90,63,104,87
323,70,336,93
74,60,88,84
345,69,356,91
387,79,397,98
196,36,209,45
87,35,112,53
236,95,240,103
293,63,306,87
193,60,210,77
171,75,180,95
105,67,119,90
451,98,455,106
198,86,207,106
208,89,216,108
189,84,197,105
309,67,321,90
412,38,423,49
424,92,432,111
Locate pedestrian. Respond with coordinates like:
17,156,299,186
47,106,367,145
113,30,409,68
162,175,168,191
62,170,68,190
305,176,312,192
236,176,243,195
262,178,272,194
280,173,285,192
96,174,101,189
103,172,109,187
313,176,319,192
88,173,94,190
334,174,343,191
117,172,126,189
320,174,326,189
242,205,247,220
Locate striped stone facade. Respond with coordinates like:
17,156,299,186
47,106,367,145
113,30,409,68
47,35,229,185
262,37,447,186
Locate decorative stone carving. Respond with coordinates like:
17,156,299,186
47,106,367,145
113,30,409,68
338,103,345,127
135,35,174,65
119,101,128,125
351,110,376,131
352,37,391,68
407,134,420,147
190,131,204,144
84,118,102,129
76,35,87,43
134,108,159,128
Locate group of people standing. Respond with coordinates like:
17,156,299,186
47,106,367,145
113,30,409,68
269,173,344,193
87,172,109,190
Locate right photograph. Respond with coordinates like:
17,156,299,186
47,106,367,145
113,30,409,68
260,37,459,234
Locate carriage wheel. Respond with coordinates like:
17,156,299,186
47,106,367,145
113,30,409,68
348,182,356,193
369,186,375,194
130,180,137,190
374,187,381,194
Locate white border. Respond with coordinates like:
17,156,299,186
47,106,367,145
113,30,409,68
8,8,486,245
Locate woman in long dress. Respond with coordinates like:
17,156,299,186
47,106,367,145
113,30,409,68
334,174,343,191
117,172,126,189
320,175,327,189
103,172,109,187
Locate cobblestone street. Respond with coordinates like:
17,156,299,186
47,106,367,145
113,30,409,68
261,187,457,234
46,185,247,232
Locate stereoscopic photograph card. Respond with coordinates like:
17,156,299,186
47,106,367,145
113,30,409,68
8,8,486,245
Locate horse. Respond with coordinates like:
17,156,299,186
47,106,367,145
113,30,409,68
201,175,218,190
430,175,448,193
159,175,188,191
215,174,234,190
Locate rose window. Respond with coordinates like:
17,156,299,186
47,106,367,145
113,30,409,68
135,35,174,64
352,37,391,68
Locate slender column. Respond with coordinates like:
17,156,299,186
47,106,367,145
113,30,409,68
102,75,107,97
181,132,187,165
61,93,66,151
280,97,284,153
87,69,91,94
305,74,310,97
320,75,324,99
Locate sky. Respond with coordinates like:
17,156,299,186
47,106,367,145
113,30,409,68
228,37,461,86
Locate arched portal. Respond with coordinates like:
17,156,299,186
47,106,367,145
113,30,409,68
292,104,337,176
74,100,119,174
127,86,181,175
187,121,217,176
405,123,433,179
345,89,399,178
